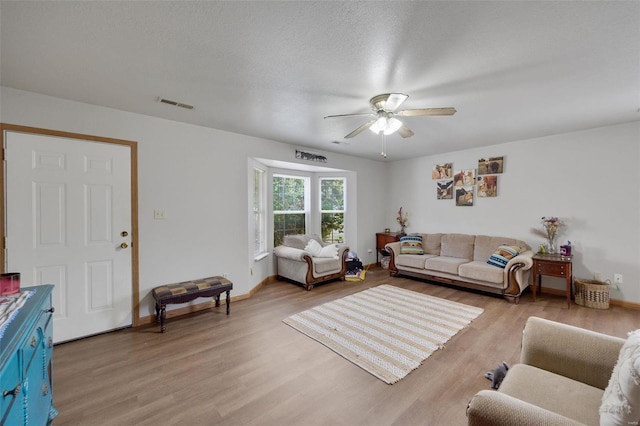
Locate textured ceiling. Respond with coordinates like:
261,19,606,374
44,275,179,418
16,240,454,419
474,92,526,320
1,1,639,161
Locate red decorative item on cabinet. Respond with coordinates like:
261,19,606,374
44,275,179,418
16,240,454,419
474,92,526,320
0,272,20,296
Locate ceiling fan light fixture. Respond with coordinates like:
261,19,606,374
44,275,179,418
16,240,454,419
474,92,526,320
369,116,388,134
383,117,403,135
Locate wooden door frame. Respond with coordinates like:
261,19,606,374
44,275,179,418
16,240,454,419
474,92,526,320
0,123,141,327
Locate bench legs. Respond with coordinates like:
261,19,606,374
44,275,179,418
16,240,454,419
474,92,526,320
155,303,168,333
155,289,231,333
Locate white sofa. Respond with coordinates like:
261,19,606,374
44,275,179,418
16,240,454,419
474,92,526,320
385,233,533,302
273,234,349,291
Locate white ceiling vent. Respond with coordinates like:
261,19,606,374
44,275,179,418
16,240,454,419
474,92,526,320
157,97,194,110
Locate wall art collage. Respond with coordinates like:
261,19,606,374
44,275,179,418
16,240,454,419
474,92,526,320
432,156,504,207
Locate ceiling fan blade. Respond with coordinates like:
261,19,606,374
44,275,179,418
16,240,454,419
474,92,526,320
345,120,376,138
397,107,457,117
324,112,375,119
397,124,415,138
381,93,408,112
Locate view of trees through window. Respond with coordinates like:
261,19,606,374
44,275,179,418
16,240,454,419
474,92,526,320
320,178,345,243
273,175,306,247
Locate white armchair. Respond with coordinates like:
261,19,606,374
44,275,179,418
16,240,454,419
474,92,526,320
273,234,349,290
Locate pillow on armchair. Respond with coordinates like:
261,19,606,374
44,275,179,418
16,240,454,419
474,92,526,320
600,329,640,425
304,239,339,259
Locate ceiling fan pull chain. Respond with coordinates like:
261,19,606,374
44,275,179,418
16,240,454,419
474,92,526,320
380,133,387,158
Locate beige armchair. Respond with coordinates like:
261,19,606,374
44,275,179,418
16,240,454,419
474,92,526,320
273,234,349,291
467,317,635,426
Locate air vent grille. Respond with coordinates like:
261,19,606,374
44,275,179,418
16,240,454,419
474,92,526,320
158,97,194,110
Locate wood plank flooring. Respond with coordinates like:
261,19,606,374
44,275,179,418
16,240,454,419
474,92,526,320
52,269,640,425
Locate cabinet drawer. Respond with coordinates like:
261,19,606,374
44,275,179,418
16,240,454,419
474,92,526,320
1,352,21,417
537,262,568,277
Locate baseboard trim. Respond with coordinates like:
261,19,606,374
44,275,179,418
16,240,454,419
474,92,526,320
139,275,277,325
541,287,640,310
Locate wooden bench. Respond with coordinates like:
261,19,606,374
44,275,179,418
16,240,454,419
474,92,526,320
152,276,233,332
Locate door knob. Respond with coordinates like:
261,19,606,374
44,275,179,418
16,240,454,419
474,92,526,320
120,242,128,249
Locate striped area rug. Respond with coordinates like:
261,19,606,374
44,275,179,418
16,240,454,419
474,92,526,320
283,284,483,384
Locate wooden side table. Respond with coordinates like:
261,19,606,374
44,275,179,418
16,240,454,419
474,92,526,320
532,253,573,308
376,232,404,264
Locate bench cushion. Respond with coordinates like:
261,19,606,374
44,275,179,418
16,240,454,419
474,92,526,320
153,276,232,302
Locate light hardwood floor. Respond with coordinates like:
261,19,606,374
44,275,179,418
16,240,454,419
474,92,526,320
52,269,639,425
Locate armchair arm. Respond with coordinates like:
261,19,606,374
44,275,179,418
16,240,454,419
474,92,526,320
336,244,349,258
273,245,309,262
467,390,586,426
520,317,624,389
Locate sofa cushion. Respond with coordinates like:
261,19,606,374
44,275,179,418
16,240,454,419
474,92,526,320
313,257,342,274
396,254,434,269
400,235,424,255
440,233,475,259
425,256,471,275
500,364,603,426
419,233,442,255
459,261,505,284
487,245,521,268
285,234,323,250
600,329,640,426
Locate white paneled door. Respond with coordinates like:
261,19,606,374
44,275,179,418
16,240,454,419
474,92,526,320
5,131,133,343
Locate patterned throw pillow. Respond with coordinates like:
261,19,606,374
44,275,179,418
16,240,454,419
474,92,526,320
400,235,424,255
487,245,521,268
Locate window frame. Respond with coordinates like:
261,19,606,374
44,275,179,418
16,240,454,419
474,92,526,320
252,166,268,259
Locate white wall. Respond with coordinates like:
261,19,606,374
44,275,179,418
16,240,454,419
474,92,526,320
0,87,389,318
387,121,640,302
5,86,637,308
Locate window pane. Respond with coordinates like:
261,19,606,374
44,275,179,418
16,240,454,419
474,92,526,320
274,213,306,247
273,175,307,247
321,179,344,211
274,176,305,211
321,212,344,243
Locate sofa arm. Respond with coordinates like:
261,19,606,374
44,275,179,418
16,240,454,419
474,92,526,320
520,317,624,389
384,242,401,273
385,241,401,255
467,390,586,426
503,250,534,296
273,245,309,262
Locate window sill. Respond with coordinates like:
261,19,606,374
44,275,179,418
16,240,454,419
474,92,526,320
254,252,269,262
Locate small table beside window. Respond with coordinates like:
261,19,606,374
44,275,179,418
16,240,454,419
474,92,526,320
532,253,573,308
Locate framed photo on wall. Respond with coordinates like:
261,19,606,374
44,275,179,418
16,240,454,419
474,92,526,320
478,156,504,175
477,175,498,197
432,163,452,180
456,186,474,206
454,169,476,186
436,180,453,199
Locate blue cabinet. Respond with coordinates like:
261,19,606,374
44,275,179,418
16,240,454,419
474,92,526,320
0,285,56,425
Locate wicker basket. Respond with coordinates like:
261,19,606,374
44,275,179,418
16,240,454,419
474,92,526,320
574,278,610,309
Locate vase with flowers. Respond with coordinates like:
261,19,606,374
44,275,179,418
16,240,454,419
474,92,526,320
541,216,563,253
397,207,409,234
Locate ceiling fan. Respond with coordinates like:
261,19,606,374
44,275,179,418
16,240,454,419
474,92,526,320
324,93,456,139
